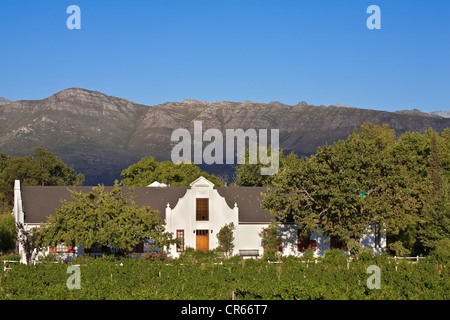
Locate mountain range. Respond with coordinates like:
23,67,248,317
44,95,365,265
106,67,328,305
0,88,449,185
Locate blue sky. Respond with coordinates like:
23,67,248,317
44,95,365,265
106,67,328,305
0,0,449,112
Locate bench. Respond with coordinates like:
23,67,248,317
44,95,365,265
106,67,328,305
239,249,260,259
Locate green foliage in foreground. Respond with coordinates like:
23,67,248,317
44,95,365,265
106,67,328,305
0,255,448,300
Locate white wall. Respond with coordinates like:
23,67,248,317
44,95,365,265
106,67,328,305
166,177,239,257
272,225,328,257
235,224,266,256
236,224,384,258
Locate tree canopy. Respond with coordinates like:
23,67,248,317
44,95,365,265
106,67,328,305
0,148,84,212
260,123,450,256
38,183,175,253
234,147,285,187
121,156,222,187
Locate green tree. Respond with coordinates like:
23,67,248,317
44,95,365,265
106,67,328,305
120,156,159,186
33,147,84,186
0,213,16,253
259,221,282,254
0,193,10,215
263,123,432,255
235,147,285,186
38,182,175,254
121,156,222,186
427,132,444,195
0,148,84,205
419,182,450,254
386,128,450,255
216,222,235,257
0,152,8,172
430,238,450,264
413,131,449,254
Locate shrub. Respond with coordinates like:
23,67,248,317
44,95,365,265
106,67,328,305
0,252,20,261
216,223,235,258
261,249,279,262
430,239,450,264
302,248,314,260
140,251,169,263
36,253,59,263
177,247,218,263
0,214,16,253
227,254,243,264
323,248,348,265
388,240,411,257
357,250,375,261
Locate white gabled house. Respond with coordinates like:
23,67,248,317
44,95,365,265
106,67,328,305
12,176,385,263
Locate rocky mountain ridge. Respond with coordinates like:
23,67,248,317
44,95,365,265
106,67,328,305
430,110,450,118
0,97,11,105
0,88,449,185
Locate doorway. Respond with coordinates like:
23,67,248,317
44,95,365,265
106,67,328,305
196,229,209,252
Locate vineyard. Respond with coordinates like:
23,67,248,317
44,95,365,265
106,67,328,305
1,251,448,300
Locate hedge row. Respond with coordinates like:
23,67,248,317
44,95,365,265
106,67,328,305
0,254,448,300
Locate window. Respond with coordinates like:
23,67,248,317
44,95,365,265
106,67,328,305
196,198,209,221
49,243,75,253
330,235,348,250
297,230,316,252
56,243,68,253
176,230,185,252
196,230,209,236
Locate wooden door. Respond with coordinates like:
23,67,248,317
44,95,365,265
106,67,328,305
196,230,209,252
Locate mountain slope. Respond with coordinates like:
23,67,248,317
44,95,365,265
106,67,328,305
0,97,11,105
0,88,449,185
430,111,450,118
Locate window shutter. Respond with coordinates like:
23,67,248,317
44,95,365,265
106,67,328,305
136,242,144,253
297,230,312,252
297,237,306,252
330,236,347,250
330,235,337,249
308,240,316,251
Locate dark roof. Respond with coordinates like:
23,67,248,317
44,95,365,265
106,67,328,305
21,186,188,224
215,187,272,223
21,185,274,224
